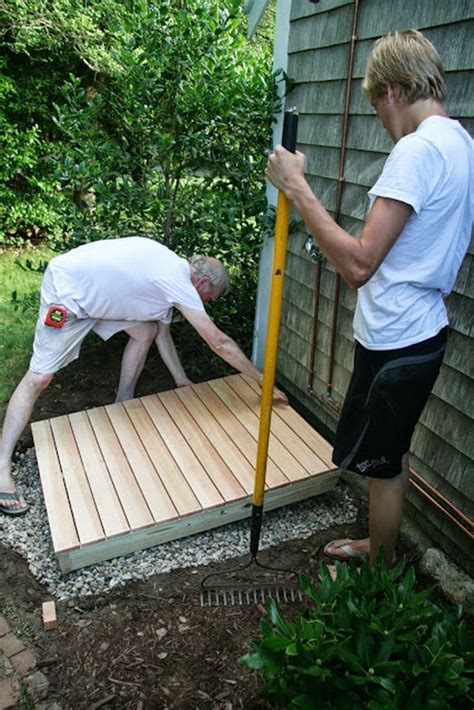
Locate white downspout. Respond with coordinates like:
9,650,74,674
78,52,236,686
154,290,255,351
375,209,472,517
252,0,291,368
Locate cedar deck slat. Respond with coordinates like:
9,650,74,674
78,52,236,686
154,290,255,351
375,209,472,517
191,381,288,488
32,375,339,573
31,420,79,552
50,416,104,545
226,376,329,473
159,390,246,501
68,411,130,538
86,407,155,530
208,379,310,483
105,402,178,523
175,387,256,495
122,398,201,517
244,375,334,464
141,395,224,509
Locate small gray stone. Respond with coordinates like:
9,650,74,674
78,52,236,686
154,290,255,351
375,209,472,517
24,670,49,701
420,548,474,613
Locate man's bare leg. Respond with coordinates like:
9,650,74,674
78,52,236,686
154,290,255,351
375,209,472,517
0,370,53,510
116,323,158,402
368,453,409,565
325,454,409,565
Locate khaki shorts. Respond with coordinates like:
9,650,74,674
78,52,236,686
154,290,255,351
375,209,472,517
29,268,145,374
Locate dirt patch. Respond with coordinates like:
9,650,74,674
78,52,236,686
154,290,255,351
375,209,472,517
1,497,437,709
0,328,447,708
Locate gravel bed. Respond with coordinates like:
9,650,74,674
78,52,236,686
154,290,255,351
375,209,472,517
0,448,358,600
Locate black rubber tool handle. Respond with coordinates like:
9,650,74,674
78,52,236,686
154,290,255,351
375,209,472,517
281,108,299,154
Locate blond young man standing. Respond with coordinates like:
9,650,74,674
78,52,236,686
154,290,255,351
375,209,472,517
266,30,472,567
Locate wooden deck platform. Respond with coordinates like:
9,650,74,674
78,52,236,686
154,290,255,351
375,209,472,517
32,374,338,573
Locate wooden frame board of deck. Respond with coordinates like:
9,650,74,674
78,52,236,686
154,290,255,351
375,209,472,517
32,374,339,573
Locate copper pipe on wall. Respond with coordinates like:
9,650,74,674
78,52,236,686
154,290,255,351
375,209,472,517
327,0,360,397
409,479,473,540
307,260,322,392
409,468,474,538
327,272,342,396
307,0,360,400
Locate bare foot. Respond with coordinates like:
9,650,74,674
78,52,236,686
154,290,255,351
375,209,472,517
115,390,135,403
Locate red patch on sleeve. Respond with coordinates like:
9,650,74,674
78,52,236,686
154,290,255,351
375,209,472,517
44,305,67,328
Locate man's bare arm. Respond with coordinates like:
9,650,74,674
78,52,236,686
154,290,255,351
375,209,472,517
266,146,412,288
177,306,288,403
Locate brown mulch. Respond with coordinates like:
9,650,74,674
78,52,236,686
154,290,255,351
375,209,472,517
1,509,434,709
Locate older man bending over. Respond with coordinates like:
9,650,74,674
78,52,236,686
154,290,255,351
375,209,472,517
0,236,286,514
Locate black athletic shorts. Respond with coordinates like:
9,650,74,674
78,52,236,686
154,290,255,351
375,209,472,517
332,327,447,479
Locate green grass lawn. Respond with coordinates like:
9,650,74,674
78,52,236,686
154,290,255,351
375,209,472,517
0,245,54,412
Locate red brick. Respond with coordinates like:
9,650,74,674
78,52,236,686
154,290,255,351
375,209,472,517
9,650,36,677
0,620,9,638
0,635,23,659
0,677,19,709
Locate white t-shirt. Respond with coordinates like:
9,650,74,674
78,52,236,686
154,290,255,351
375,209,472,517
47,237,205,323
353,116,473,350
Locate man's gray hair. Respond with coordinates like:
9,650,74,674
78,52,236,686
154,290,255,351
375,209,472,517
190,255,230,295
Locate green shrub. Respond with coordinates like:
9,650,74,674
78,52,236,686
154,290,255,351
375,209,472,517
0,0,280,350
50,0,279,254
0,246,53,406
240,556,473,709
1,1,279,252
0,63,65,244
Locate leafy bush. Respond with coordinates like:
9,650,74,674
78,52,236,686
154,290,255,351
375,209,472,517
240,557,473,709
0,0,127,243
1,0,279,251
1,0,280,348
51,1,279,253
0,61,63,243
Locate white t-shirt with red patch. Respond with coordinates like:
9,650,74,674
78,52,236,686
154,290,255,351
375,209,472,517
47,237,204,327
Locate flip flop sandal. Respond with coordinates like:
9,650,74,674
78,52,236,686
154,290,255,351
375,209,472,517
323,538,367,560
324,539,397,566
0,491,29,516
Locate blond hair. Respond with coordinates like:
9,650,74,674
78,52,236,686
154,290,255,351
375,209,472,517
363,29,447,104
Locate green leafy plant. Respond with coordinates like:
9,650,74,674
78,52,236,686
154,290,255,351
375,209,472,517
0,0,281,355
50,0,280,252
240,556,473,709
1,0,279,251
0,245,53,405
